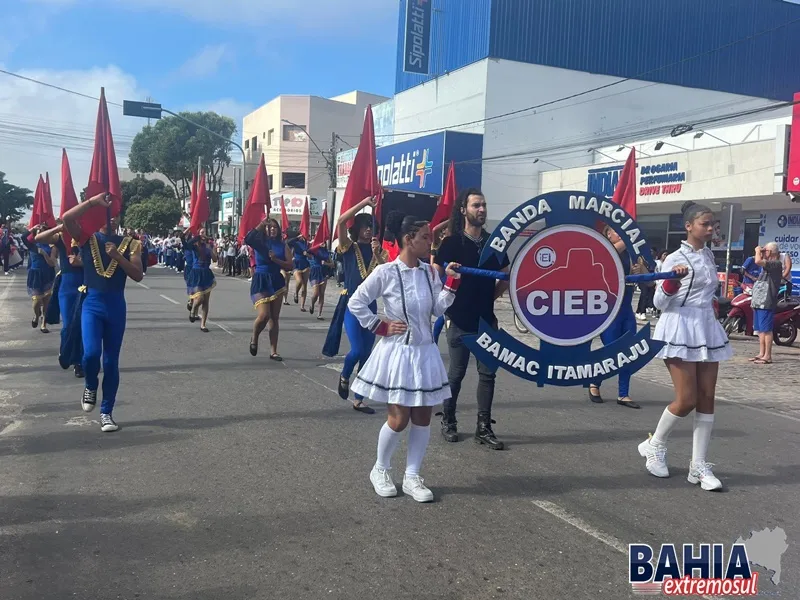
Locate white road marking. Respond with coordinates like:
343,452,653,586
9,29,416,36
0,420,23,435
65,416,99,427
136,281,150,289
210,321,234,336
159,294,180,305
0,340,28,349
321,362,344,372
293,369,340,397
531,500,712,599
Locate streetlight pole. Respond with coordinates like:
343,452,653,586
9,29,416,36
122,100,247,235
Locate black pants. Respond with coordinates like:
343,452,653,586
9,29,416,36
636,284,655,314
444,322,497,418
1,247,9,273
225,256,235,275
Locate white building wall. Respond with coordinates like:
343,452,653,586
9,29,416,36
392,58,785,225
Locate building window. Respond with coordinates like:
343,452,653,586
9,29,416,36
244,139,249,150
268,174,274,190
282,172,305,189
282,124,307,142
267,129,274,145
251,136,258,152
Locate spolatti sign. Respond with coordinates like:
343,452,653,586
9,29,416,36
403,0,432,75
463,191,664,387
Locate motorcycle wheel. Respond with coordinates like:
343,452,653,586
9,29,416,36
722,316,741,338
774,322,797,347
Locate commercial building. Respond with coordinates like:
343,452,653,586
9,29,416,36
241,90,388,230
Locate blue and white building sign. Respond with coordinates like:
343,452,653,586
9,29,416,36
336,131,483,196
403,0,432,75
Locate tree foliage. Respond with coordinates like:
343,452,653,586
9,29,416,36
128,111,236,221
120,177,174,221
124,196,183,235
0,171,34,225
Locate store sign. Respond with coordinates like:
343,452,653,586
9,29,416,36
587,161,687,198
403,0,432,75
270,195,323,217
336,148,357,188
760,210,800,260
375,133,443,194
788,92,800,193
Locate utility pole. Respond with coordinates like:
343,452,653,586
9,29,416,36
330,131,338,189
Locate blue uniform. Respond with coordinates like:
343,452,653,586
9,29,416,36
79,233,140,414
322,239,385,398
245,229,288,307
309,247,331,288
22,232,55,299
185,237,216,300
51,236,85,363
289,237,311,272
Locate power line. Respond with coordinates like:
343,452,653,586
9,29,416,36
0,68,124,106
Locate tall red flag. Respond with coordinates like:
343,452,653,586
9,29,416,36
300,197,310,238
310,206,330,251
613,147,637,219
280,195,290,237
43,172,56,226
28,176,45,229
189,172,209,235
431,161,456,228
337,105,381,236
60,149,80,248
238,154,270,244
77,88,122,242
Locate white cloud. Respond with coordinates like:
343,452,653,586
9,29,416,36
173,44,232,80
0,65,146,214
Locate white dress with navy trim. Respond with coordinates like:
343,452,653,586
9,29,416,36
348,259,457,406
653,241,733,362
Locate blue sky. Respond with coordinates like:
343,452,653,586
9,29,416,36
0,0,399,204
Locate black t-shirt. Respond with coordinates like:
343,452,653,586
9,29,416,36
434,231,510,332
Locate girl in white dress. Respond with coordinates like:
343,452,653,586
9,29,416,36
348,212,462,502
638,202,733,491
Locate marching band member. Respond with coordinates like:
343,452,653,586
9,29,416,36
348,211,461,502
62,193,144,432
181,230,194,311
184,227,217,332
289,233,311,311
638,201,732,491
588,225,645,409
35,223,85,376
308,245,333,320
322,197,387,414
245,217,293,360
22,224,57,333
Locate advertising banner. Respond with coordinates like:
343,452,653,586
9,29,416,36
403,0,432,75
788,92,800,193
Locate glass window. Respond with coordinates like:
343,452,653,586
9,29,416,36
282,172,305,188
282,125,307,142
267,129,275,145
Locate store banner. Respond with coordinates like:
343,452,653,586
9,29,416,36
403,0,432,75
788,92,800,193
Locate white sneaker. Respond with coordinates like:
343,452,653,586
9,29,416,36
638,436,669,478
100,413,119,432
636,313,647,322
688,461,722,491
402,474,434,502
369,465,397,497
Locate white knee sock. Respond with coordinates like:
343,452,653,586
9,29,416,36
651,408,684,446
691,413,715,465
376,423,404,471
405,424,431,477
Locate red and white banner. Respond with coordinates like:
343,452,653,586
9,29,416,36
788,92,800,193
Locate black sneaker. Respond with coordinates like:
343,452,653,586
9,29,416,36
439,409,459,442
475,415,504,450
81,388,97,413
338,376,349,400
100,413,119,432
74,364,85,378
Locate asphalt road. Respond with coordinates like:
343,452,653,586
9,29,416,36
1,267,798,600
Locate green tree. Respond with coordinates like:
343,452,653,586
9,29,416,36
120,177,174,221
128,111,235,220
0,171,34,225
124,196,183,235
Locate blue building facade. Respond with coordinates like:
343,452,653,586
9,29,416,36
395,0,800,101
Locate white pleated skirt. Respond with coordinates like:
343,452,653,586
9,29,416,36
654,306,733,362
351,339,451,407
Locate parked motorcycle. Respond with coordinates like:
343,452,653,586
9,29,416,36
722,284,799,346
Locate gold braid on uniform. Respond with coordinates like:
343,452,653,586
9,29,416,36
89,235,132,278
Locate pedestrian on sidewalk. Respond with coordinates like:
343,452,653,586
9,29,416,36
638,201,732,491
62,193,144,433
224,238,237,276
433,189,509,449
349,211,462,502
751,242,783,364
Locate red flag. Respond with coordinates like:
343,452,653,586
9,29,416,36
77,87,122,242
60,150,80,247
310,207,330,251
238,153,270,244
43,172,56,227
189,172,209,235
431,161,456,228
28,176,45,229
337,105,381,236
280,195,289,238
613,147,637,219
300,197,310,238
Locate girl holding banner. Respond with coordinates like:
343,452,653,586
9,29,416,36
22,225,57,333
638,201,732,492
